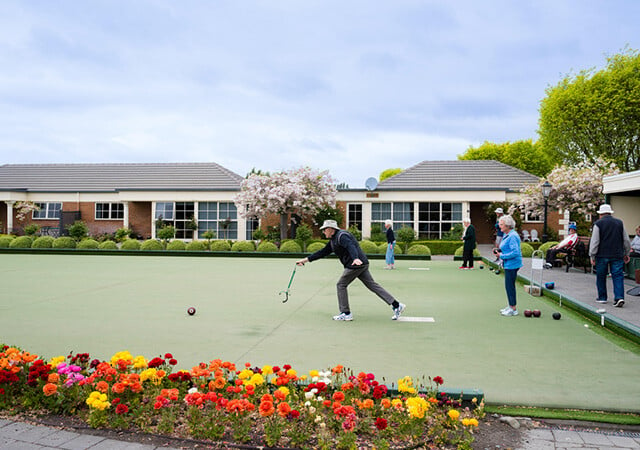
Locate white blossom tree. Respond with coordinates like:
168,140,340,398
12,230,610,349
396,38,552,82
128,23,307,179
518,158,619,216
234,167,337,241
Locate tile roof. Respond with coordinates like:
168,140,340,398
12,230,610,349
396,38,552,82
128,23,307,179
377,160,539,192
0,163,244,192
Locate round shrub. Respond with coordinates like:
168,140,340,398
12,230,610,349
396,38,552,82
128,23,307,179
98,240,118,250
10,236,34,248
167,240,186,251
306,242,326,253
453,246,480,257
0,236,15,248
408,244,432,255
52,237,76,249
231,241,256,252
359,240,379,254
32,236,55,249
141,239,164,251
186,240,207,251
120,239,141,250
521,242,535,258
279,240,302,253
257,241,279,253
77,239,100,250
538,241,558,256
210,240,231,251
378,243,388,254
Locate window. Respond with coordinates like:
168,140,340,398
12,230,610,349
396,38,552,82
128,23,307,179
155,202,174,221
524,211,542,222
197,202,238,240
347,204,363,230
95,203,124,220
32,202,62,220
417,202,462,239
246,217,259,240
174,202,195,239
372,203,413,229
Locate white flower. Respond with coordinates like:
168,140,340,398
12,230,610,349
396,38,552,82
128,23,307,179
188,387,198,394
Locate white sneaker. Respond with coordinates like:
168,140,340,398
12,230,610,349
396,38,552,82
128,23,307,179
391,303,406,320
333,312,353,321
501,308,518,316
500,306,511,313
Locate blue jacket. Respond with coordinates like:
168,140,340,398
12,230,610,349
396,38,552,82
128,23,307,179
499,230,523,270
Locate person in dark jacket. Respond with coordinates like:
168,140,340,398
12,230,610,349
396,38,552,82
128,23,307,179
459,218,476,269
589,204,631,307
296,220,406,321
384,219,396,270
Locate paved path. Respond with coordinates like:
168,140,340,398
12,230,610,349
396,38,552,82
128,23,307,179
1,248,638,450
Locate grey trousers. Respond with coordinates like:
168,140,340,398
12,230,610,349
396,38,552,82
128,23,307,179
337,265,396,313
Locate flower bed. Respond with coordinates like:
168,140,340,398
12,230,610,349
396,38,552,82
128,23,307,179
0,345,483,449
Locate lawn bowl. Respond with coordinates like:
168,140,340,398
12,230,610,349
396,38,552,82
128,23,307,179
533,310,541,318
552,312,561,320
187,307,196,316
545,282,555,290
524,309,532,318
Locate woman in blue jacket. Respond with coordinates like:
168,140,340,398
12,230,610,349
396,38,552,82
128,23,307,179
493,215,523,316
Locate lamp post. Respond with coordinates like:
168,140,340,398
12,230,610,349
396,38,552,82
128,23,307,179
541,181,552,243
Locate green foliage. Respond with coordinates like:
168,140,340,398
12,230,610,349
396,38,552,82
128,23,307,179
370,223,386,242
442,223,464,241
453,246,480,257
306,241,326,253
10,236,34,248
251,228,265,241
279,240,302,253
379,168,402,181
0,236,14,248
538,241,558,257
114,227,132,242
231,241,255,252
66,221,89,241
257,241,279,252
32,236,55,249
359,240,379,254
24,224,40,236
157,226,176,241
98,240,118,250
141,239,164,251
294,224,313,251
407,244,432,255
539,47,640,172
210,240,231,251
120,239,141,250
77,239,100,250
378,242,388,253
521,242,535,257
416,241,466,255
396,226,416,253
52,237,77,249
201,230,216,241
313,206,344,230
458,140,554,177
167,240,186,251
186,240,207,251
348,224,361,241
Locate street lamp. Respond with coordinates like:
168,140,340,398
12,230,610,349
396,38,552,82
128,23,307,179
541,181,552,243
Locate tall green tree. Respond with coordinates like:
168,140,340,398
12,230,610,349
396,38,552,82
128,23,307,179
379,168,402,181
457,140,553,177
538,47,640,172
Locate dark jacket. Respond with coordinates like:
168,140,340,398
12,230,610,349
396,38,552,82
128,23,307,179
386,227,395,244
308,230,368,268
463,224,476,252
591,215,630,259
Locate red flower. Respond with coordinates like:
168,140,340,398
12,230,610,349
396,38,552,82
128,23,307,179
433,376,444,385
169,359,177,366
375,417,388,430
164,353,173,359
115,404,129,415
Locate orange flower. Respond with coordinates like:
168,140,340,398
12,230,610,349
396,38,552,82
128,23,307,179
341,382,354,391
261,394,274,403
277,402,292,417
112,383,126,394
212,377,226,390
332,364,344,374
47,373,60,384
381,398,392,409
96,381,109,393
259,400,275,417
360,399,374,409
332,391,345,402
274,389,286,402
43,383,57,396
129,382,143,393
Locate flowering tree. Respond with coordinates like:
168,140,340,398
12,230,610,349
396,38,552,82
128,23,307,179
518,158,619,216
234,167,337,241
14,201,40,223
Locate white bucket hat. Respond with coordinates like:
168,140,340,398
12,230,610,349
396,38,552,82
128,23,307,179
494,208,504,214
319,219,340,230
597,204,614,214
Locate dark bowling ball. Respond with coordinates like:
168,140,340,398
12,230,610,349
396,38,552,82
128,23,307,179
533,310,541,318
187,307,196,316
524,309,532,317
552,312,561,320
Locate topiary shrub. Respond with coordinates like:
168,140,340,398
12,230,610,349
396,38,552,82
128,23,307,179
0,236,14,248
167,240,186,251
520,242,535,258
257,241,279,253
232,241,256,252
407,244,432,255
141,239,164,251
306,242,326,253
10,236,34,248
32,236,55,249
453,246,480,257
98,240,118,250
210,240,231,251
378,243,388,254
186,240,207,251
52,237,76,249
538,241,558,257
279,240,302,253
77,239,100,249
359,240,379,254
120,239,141,250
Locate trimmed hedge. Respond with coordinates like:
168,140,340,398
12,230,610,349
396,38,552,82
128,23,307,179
77,239,100,250
0,236,14,248
167,240,187,251
306,242,325,253
186,240,207,251
141,239,164,251
453,246,481,257
279,241,302,253
9,236,34,249
98,240,118,250
231,241,256,252
53,237,76,249
120,239,141,250
257,241,279,253
538,241,558,256
521,242,534,258
359,240,380,254
407,244,432,255
31,236,55,249
210,240,231,251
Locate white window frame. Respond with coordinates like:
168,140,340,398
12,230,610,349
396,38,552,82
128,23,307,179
32,202,62,220
95,203,124,220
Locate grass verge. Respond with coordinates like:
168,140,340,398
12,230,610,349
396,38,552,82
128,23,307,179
485,405,640,425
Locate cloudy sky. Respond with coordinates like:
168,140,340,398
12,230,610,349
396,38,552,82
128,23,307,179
0,1,637,187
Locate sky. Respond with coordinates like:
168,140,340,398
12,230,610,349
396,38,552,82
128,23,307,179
0,1,638,188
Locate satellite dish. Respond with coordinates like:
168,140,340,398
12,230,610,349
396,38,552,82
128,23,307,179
365,177,378,191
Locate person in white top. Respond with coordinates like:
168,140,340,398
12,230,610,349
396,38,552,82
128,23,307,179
631,226,640,257
544,224,579,268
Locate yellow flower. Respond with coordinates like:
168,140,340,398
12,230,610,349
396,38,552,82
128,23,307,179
85,391,110,410
286,368,297,378
309,369,319,378
261,365,273,375
469,418,479,427
278,386,290,397
140,368,158,383
132,355,148,369
398,376,417,394
110,351,133,366
391,398,403,409
246,373,265,386
405,396,429,418
238,368,254,380
49,356,65,367
448,409,460,420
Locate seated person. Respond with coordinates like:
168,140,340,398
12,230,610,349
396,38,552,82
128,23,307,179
544,224,578,268
631,226,640,257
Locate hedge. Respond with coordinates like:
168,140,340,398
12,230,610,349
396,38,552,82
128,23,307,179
98,240,118,250
185,240,207,251
77,239,100,250
31,236,55,249
52,237,76,249
210,240,231,251
9,236,34,249
141,239,164,251
120,239,141,250
279,241,302,253
231,241,256,252
257,241,279,253
167,240,187,251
